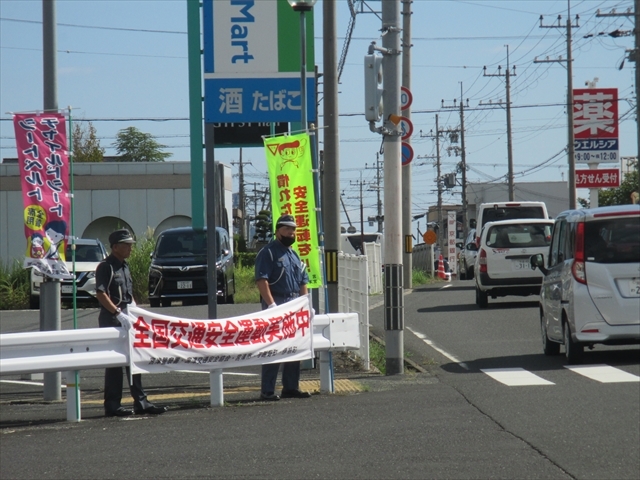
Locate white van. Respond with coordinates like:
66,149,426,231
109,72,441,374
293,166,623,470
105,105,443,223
475,201,549,246
341,232,384,260
531,205,640,362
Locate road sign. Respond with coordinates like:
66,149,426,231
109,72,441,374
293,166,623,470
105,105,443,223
576,168,620,188
398,116,413,140
400,86,412,111
203,0,316,123
401,142,414,165
573,88,619,164
423,230,436,245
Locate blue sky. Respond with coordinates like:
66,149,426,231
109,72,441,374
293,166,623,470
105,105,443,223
1,0,636,230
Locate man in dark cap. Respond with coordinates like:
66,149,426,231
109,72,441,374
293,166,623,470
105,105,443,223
254,214,311,401
95,228,167,417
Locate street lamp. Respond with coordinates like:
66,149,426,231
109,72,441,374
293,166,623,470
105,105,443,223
288,0,316,130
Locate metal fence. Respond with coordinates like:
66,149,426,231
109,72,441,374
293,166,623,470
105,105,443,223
363,242,383,294
337,253,370,370
413,243,435,277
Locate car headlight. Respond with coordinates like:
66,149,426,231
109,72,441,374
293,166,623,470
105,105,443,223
149,266,163,276
85,271,95,279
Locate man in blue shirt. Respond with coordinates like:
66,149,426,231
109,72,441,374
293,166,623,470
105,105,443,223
255,214,311,401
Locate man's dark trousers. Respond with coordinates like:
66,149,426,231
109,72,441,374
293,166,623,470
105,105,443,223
98,310,152,412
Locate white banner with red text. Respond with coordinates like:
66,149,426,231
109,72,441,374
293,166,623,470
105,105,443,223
125,296,313,375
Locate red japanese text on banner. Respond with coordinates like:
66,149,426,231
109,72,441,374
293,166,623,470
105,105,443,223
125,296,313,374
263,133,322,287
13,113,72,279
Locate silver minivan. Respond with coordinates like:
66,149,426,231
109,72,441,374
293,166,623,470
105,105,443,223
531,205,640,362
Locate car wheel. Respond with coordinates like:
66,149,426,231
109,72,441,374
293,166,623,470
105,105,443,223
459,262,466,280
541,313,560,355
149,298,160,308
563,319,583,363
476,286,488,308
467,267,474,280
29,295,40,310
161,299,172,307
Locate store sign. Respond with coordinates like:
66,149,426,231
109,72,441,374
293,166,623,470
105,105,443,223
575,168,621,188
573,88,619,164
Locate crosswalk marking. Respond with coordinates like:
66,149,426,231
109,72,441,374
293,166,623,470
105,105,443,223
481,368,555,386
564,364,640,383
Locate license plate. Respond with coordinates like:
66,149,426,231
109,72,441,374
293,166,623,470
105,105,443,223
630,278,640,297
61,285,74,294
177,281,192,290
512,260,529,271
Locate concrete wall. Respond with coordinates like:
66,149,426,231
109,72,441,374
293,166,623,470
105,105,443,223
0,162,231,264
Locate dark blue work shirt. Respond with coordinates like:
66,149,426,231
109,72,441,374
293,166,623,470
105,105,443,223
255,239,309,300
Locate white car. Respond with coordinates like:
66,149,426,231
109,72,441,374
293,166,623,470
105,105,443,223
459,229,477,280
475,219,554,308
30,238,107,309
531,205,640,363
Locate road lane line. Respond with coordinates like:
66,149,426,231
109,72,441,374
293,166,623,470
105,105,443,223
481,368,555,386
564,364,640,383
176,371,259,376
406,327,469,370
0,380,44,386
440,284,452,289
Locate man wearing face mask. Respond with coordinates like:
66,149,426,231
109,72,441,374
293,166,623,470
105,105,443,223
254,214,311,401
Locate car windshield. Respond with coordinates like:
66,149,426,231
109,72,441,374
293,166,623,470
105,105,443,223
64,244,103,262
156,231,221,258
585,216,640,264
487,223,552,248
482,207,545,226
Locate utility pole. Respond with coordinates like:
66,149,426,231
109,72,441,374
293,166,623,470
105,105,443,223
323,0,340,313
350,173,367,252
237,149,246,239
365,153,384,233
442,85,469,257
596,3,639,198
483,45,517,200
419,115,444,254
537,9,580,209
401,0,412,288
382,0,403,375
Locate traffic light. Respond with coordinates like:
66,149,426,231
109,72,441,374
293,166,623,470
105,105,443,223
364,53,384,122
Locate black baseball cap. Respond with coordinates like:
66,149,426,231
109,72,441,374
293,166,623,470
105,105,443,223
109,228,136,246
276,214,297,228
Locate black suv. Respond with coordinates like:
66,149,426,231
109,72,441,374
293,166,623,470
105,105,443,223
148,227,235,307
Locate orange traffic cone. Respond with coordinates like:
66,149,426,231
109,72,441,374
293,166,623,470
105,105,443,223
438,254,451,281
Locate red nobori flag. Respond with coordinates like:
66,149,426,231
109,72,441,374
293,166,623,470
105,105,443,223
13,112,72,279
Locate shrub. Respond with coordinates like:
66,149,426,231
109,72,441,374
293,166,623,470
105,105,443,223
234,264,260,304
234,252,257,269
128,228,156,304
0,260,30,310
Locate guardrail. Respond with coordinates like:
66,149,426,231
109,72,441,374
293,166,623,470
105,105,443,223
0,312,359,422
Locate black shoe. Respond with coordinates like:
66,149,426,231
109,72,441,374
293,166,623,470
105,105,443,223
260,393,280,401
105,407,134,417
281,389,311,399
134,405,168,415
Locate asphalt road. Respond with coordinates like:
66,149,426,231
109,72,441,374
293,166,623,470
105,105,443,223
1,284,639,479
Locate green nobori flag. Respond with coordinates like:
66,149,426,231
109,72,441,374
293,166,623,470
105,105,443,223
264,133,321,288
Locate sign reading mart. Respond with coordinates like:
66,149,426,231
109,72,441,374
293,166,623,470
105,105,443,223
203,0,316,124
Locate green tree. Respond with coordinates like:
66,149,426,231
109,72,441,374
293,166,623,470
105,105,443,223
113,126,171,162
254,210,273,242
598,164,639,206
72,121,104,163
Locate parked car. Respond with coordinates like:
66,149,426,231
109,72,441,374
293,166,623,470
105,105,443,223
30,238,108,309
530,205,640,363
475,219,554,308
475,201,549,246
148,226,235,307
459,228,477,280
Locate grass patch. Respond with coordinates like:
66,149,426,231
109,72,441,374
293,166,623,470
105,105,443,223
369,337,386,375
234,264,261,304
0,260,30,310
412,269,437,286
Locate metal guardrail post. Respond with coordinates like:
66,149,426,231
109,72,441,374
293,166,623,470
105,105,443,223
210,369,224,407
65,371,81,422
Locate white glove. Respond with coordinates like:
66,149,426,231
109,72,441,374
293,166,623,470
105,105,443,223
267,303,277,309
116,312,131,330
